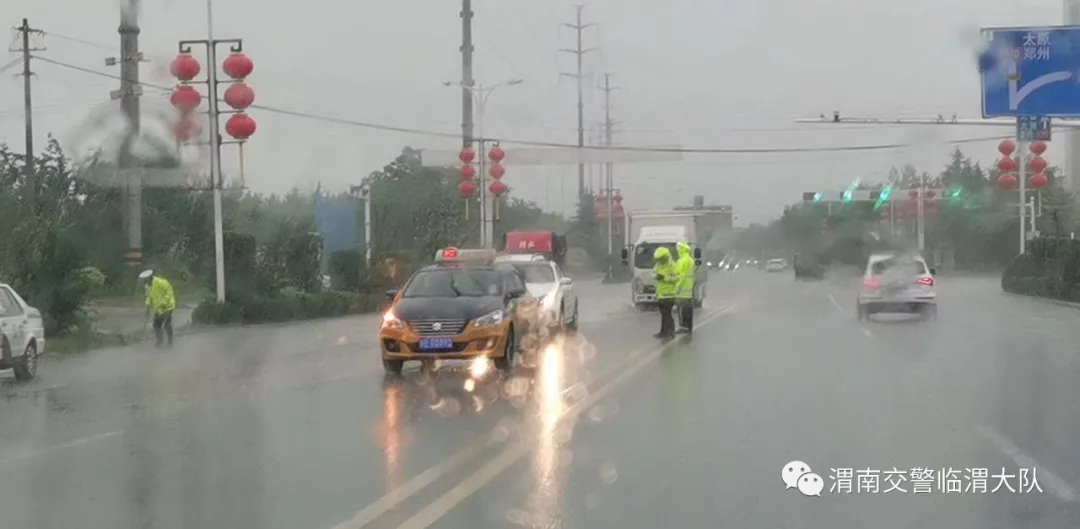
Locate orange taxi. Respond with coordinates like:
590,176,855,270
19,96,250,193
379,247,535,374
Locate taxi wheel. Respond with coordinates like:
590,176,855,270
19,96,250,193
494,327,515,373
382,359,404,375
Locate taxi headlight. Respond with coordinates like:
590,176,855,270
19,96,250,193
473,309,505,327
381,309,404,330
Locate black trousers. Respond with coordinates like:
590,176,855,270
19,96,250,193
656,299,675,336
153,310,174,346
677,299,694,330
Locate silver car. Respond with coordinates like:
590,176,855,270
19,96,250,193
856,253,937,320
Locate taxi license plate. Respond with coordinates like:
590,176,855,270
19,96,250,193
418,337,454,351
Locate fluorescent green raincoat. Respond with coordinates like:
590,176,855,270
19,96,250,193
145,276,177,315
653,247,679,300
675,241,695,300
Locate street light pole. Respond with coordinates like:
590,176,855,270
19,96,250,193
445,79,522,248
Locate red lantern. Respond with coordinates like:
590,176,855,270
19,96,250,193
998,139,1016,156
460,164,476,180
1030,173,1048,189
169,85,202,112
613,202,625,220
488,180,508,197
458,179,477,197
223,82,255,110
488,162,505,179
222,52,254,80
1029,155,1047,173
1030,140,1047,156
459,147,475,164
172,116,202,141
925,190,936,199
613,192,623,203
488,145,505,163
998,173,1017,189
998,157,1016,172
170,54,201,81
225,112,257,140
596,210,607,221
908,189,919,200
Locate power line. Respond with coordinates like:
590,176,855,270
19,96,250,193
31,56,1016,155
41,31,114,50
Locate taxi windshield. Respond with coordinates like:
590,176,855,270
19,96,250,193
402,268,503,298
509,263,556,283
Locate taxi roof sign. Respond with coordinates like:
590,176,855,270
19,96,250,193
434,247,496,265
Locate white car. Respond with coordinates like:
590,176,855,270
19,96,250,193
857,253,937,320
494,254,579,330
765,258,787,272
0,283,44,380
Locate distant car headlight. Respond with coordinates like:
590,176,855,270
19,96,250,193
474,309,505,327
706,262,713,267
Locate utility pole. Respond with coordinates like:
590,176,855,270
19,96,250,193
600,73,620,258
112,0,146,271
460,0,475,148
13,19,44,213
559,5,596,203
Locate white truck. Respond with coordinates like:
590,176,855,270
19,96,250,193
619,210,707,311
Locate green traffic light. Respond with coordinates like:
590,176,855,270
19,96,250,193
813,192,823,202
842,190,852,203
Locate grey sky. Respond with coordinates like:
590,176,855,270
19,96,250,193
0,0,1070,224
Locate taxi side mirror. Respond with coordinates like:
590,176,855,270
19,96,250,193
507,287,527,299
620,247,629,264
693,248,702,259
559,277,573,286
384,289,397,300
695,259,702,266
929,268,937,276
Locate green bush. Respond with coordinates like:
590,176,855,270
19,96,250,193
283,233,323,292
1001,237,1080,303
328,249,362,291
192,289,379,326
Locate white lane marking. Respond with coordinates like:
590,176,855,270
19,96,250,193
332,304,737,529
829,293,872,336
390,304,740,529
0,430,122,469
828,294,844,313
976,426,1080,502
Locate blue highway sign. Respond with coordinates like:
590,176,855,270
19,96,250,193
1017,115,1052,141
981,26,1080,118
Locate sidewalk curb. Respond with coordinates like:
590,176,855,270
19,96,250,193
1002,291,1080,310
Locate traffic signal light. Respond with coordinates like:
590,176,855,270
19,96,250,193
841,190,853,203
872,185,892,211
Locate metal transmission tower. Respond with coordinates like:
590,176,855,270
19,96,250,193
559,5,597,203
12,19,44,212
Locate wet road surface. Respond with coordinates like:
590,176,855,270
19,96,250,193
2,272,1079,528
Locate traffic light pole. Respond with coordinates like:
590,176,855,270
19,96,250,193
796,113,1040,255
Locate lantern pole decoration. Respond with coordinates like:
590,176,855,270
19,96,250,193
487,143,507,221
458,146,477,219
173,37,256,302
